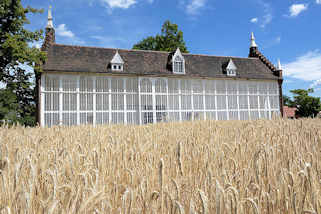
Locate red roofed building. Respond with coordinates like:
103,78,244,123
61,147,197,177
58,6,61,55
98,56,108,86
283,106,297,119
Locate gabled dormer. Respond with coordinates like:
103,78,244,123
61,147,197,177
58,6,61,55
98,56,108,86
110,50,124,71
172,48,185,74
226,59,237,76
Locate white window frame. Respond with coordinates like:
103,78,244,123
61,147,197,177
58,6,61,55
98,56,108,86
111,63,123,71
226,59,237,77
227,69,236,77
172,48,185,74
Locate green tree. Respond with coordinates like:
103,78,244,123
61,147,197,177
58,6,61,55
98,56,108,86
0,0,46,126
133,20,188,53
283,95,294,107
289,89,321,117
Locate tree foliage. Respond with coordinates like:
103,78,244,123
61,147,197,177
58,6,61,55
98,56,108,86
0,0,45,126
133,20,188,53
283,95,293,107
287,89,321,118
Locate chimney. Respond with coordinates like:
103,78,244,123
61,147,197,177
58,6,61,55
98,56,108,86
42,6,55,51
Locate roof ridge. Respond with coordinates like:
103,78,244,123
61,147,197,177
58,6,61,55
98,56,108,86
253,50,277,71
52,43,170,54
52,43,257,60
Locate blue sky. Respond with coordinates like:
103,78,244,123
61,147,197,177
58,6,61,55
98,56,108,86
24,0,321,97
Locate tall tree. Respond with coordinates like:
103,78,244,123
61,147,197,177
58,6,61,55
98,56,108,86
133,20,188,53
0,0,46,126
289,89,321,117
283,95,293,107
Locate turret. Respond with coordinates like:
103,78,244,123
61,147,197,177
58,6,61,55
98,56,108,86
249,32,258,57
276,59,283,78
42,6,55,51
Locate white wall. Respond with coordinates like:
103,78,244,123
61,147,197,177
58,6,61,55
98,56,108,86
40,74,280,127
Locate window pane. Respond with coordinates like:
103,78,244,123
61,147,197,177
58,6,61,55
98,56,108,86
181,79,192,94
249,96,259,109
155,79,167,93
248,82,257,94
193,95,203,110
62,78,77,92
217,111,227,120
205,80,215,94
80,77,93,92
96,77,109,92
140,78,152,93
239,95,248,110
45,76,59,91
216,81,226,94
111,78,124,92
217,95,226,110
126,78,138,93
228,95,237,110
168,79,179,93
205,95,215,110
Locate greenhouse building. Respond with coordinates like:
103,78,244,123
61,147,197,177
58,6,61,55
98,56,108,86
37,7,283,127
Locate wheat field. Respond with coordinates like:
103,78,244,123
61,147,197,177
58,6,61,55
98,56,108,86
0,119,320,213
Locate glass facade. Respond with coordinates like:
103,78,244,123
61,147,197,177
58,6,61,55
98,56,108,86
41,74,280,127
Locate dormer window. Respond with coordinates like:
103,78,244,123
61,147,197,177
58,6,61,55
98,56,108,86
226,59,237,77
110,50,124,71
172,48,185,74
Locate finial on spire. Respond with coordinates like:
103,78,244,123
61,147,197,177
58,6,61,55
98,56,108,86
277,59,282,70
250,32,257,48
46,5,54,29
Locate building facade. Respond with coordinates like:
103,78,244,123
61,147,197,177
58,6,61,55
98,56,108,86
37,7,283,127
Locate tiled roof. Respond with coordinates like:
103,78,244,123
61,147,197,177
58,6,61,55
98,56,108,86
42,44,281,80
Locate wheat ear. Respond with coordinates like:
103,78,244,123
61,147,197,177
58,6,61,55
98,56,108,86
199,189,208,214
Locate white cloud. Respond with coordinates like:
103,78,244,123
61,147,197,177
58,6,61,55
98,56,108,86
250,18,258,23
284,79,294,84
310,79,321,89
275,36,281,44
289,4,308,17
56,24,75,38
316,0,321,4
101,0,137,9
186,0,206,15
284,50,321,81
55,24,85,45
257,1,273,28
261,13,272,28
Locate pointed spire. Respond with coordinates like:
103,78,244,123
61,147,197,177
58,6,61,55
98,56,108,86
42,5,55,50
250,32,257,48
46,5,54,29
227,59,237,70
111,50,124,64
277,59,282,70
173,47,184,61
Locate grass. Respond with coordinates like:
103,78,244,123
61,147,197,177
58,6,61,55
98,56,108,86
0,119,320,213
